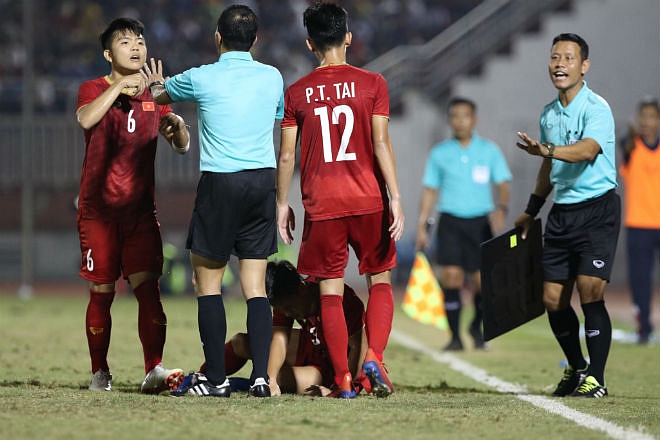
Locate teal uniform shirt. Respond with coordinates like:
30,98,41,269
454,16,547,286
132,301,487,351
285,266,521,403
422,133,512,218
540,81,617,204
165,51,284,173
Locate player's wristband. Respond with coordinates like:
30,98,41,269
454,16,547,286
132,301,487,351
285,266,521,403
524,193,545,217
148,80,164,89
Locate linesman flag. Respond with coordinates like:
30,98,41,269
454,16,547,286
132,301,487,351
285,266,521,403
402,252,448,330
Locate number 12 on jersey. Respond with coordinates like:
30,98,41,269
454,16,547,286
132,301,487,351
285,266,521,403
314,105,356,163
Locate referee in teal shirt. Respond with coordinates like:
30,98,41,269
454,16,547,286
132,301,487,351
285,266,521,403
165,49,283,173
145,5,284,398
416,97,512,352
515,33,619,399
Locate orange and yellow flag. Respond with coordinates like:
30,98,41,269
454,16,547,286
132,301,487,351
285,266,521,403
402,252,448,330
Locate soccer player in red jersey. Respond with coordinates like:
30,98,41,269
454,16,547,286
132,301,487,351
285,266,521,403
265,261,367,396
76,18,189,394
172,260,370,397
276,2,404,398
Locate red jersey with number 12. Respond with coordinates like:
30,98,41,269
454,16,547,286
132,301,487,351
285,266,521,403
282,64,389,221
76,77,171,221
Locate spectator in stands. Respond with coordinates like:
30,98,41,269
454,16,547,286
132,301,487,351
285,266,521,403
1,0,484,113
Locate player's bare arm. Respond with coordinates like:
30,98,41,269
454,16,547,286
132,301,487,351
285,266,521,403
266,326,290,396
159,113,190,154
76,73,144,129
276,127,298,244
141,58,173,105
516,131,601,162
372,115,404,241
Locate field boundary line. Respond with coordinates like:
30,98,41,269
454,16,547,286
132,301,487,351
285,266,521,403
390,329,655,440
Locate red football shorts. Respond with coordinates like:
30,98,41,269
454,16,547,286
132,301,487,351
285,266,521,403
297,210,396,279
77,212,163,283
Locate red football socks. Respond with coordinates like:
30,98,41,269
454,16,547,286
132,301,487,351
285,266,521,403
86,290,115,373
366,283,394,361
320,294,350,386
133,279,167,373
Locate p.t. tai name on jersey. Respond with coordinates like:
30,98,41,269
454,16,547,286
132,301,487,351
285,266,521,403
305,82,356,103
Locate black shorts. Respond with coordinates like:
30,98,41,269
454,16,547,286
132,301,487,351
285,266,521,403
434,213,493,272
543,189,620,282
186,169,277,262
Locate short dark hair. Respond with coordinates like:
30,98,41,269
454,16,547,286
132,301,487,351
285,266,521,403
303,2,349,53
100,18,144,51
217,4,258,52
265,260,303,308
552,33,589,61
638,96,660,114
447,97,476,114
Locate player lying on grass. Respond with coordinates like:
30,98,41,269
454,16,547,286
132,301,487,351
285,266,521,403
172,260,391,397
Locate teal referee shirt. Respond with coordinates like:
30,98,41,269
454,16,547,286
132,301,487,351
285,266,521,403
422,132,512,218
540,81,617,204
165,51,284,173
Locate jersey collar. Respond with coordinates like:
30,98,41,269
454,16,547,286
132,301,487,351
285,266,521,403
218,51,254,62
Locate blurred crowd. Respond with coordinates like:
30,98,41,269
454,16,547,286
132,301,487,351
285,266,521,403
0,0,481,113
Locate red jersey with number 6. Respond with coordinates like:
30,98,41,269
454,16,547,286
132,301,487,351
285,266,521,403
282,64,389,221
76,77,171,221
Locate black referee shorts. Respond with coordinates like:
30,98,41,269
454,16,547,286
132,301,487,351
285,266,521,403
186,168,277,262
434,213,493,271
543,189,620,282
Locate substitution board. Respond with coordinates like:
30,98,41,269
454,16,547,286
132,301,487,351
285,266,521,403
480,218,544,341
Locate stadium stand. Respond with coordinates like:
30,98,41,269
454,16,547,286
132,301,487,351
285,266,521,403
0,0,481,113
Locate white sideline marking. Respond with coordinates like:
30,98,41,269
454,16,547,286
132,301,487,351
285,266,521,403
390,329,655,440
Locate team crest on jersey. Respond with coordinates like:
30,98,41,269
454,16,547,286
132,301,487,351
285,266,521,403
142,101,155,111
89,327,104,335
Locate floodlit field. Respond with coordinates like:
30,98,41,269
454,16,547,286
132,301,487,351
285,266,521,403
0,290,658,440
